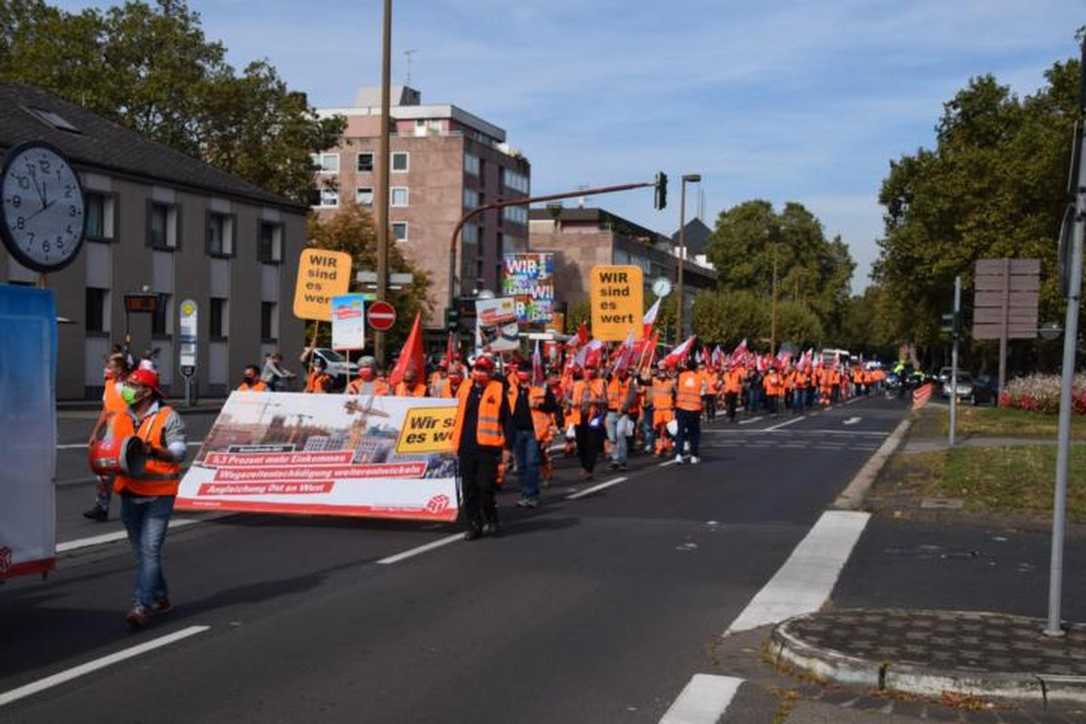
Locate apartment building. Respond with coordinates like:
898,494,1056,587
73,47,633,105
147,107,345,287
0,83,308,400
314,86,531,328
528,207,717,337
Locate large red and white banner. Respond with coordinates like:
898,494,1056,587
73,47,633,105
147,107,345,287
176,393,459,521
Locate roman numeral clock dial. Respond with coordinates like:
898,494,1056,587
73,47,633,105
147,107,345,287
1,141,85,274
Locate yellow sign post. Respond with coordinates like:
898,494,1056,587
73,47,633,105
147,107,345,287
293,249,353,321
590,265,643,341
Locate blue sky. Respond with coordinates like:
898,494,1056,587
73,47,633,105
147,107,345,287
60,1,1085,291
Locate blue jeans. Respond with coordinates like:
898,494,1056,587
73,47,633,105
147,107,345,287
605,411,630,464
792,390,805,414
641,406,655,450
674,409,701,457
121,494,175,608
512,429,541,500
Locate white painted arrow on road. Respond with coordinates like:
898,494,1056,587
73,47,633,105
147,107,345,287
843,417,862,426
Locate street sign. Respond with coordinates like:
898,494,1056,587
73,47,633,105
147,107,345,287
972,258,1041,397
124,292,158,313
331,294,365,351
367,300,397,331
178,298,198,368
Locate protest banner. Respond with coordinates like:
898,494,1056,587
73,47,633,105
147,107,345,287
176,393,459,522
590,265,644,341
502,252,555,323
293,248,352,321
475,296,520,353
331,294,366,351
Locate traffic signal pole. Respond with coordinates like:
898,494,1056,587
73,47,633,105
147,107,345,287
949,274,960,448
446,179,662,311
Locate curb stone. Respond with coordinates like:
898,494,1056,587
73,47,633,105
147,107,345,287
832,412,913,510
771,610,1086,705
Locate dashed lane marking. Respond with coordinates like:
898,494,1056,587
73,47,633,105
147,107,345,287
738,416,763,425
843,416,862,426
763,415,806,432
659,674,744,724
0,626,211,708
57,517,213,553
377,533,464,565
566,476,628,500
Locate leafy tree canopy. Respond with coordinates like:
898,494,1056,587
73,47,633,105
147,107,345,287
0,0,344,204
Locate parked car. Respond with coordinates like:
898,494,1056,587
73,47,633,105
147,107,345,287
941,372,974,401
970,374,999,406
937,366,954,384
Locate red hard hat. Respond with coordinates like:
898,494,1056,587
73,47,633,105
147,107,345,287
128,368,162,396
474,355,495,372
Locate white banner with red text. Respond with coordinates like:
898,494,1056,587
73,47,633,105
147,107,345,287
176,392,459,521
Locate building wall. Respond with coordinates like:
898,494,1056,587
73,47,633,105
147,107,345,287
1,168,306,400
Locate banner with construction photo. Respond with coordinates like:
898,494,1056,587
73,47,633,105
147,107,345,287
176,393,459,522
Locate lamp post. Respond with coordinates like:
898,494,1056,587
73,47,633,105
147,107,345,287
374,0,392,365
675,173,701,342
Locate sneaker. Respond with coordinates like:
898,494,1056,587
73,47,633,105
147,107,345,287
608,461,620,471
643,446,653,454
674,454,684,465
690,456,700,465
125,605,151,629
482,521,501,537
151,598,172,615
463,526,482,541
516,497,531,508
83,507,108,522
524,498,539,509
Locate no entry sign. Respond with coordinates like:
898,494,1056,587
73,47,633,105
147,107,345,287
368,300,397,331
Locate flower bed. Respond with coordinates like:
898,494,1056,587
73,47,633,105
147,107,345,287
999,373,1086,415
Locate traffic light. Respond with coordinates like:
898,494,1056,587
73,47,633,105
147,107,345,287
941,312,960,337
445,305,460,331
654,172,668,210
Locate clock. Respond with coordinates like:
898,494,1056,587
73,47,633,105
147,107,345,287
652,277,673,298
1,141,85,273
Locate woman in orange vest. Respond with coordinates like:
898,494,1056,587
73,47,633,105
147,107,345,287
304,357,333,393
652,363,676,456
237,365,269,391
605,367,636,471
452,356,511,540
569,364,607,481
112,368,188,628
84,353,131,522
674,357,704,464
763,366,784,416
722,363,744,423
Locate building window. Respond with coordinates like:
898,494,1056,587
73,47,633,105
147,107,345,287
206,212,235,257
146,201,178,249
356,187,374,206
152,293,172,336
357,152,374,172
392,222,408,242
261,301,278,341
464,153,480,176
390,187,409,207
310,152,339,174
85,287,108,333
462,223,478,244
311,187,339,208
496,232,504,260
85,193,115,242
502,205,528,225
391,152,409,172
501,169,529,193
464,189,478,209
258,222,283,263
210,297,228,338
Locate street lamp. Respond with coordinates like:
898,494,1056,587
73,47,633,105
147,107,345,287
675,173,701,342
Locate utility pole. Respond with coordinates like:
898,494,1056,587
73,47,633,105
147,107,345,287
1047,39,1086,638
374,0,392,365
675,174,701,343
770,245,778,355
949,275,961,448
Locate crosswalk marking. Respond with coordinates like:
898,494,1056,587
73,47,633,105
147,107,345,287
659,674,744,724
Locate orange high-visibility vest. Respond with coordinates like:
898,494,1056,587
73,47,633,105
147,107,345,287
607,377,632,412
305,371,332,393
652,379,674,410
347,377,390,395
114,407,181,497
675,371,703,412
569,378,605,425
723,370,743,394
508,384,552,441
103,379,127,415
395,381,428,397
452,379,506,450
237,380,268,392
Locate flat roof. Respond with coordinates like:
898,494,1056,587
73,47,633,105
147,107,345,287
316,103,506,143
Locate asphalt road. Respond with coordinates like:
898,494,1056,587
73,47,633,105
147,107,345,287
2,394,906,723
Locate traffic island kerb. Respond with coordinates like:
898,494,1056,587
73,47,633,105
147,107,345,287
770,608,1086,706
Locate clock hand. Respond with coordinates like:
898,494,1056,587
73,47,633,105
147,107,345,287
22,201,52,224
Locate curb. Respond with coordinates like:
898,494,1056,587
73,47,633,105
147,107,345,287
832,411,913,510
770,611,1086,705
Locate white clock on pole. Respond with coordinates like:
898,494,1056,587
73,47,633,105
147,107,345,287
652,277,672,298
1,141,85,273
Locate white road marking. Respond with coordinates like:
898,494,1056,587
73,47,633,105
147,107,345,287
702,429,887,436
726,510,870,634
763,415,806,432
660,459,678,467
566,476,628,500
843,417,862,426
377,533,463,565
845,397,863,405
0,625,210,708
57,517,207,553
659,674,744,724
58,440,204,450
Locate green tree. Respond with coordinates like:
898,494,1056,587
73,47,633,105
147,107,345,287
0,0,343,203
306,203,431,353
705,200,854,342
873,58,1078,363
691,289,770,346
777,300,824,347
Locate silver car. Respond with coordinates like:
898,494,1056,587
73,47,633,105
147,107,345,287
941,372,974,400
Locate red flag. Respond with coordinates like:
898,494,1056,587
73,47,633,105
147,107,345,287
389,311,425,387
445,331,458,367
642,331,660,372
611,332,636,375
532,341,545,385
663,335,696,368
566,321,589,350
642,298,661,339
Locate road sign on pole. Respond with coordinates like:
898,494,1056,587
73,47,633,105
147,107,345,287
367,300,397,332
971,257,1040,397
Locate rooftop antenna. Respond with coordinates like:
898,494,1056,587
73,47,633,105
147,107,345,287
404,49,418,86
577,184,588,208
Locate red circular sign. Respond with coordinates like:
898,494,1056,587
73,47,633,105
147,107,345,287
367,301,397,331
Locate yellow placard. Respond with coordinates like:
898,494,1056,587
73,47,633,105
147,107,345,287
590,265,644,341
395,406,458,454
293,248,353,321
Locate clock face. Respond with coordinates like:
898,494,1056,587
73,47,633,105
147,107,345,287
652,278,672,298
1,142,85,273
